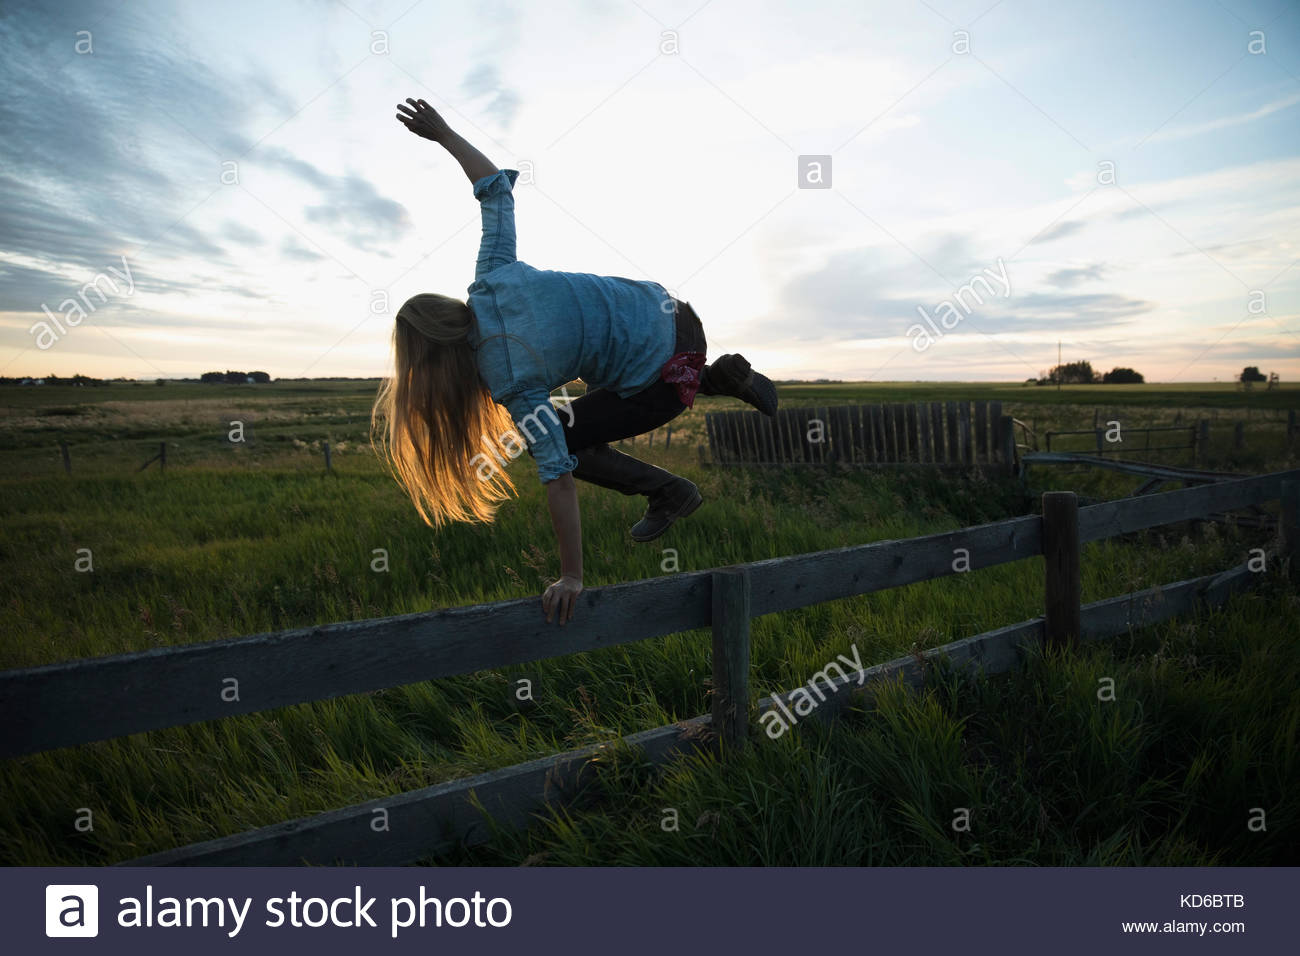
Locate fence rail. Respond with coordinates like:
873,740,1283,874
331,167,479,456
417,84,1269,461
1044,411,1300,465
114,561,1264,867
3,468,1297,865
4,470,1296,760
1045,424,1195,457
1020,453,1280,521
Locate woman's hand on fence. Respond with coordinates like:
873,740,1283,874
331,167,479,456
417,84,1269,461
395,97,452,143
542,574,583,625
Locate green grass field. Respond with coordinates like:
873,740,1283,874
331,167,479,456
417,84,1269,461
1,380,1297,865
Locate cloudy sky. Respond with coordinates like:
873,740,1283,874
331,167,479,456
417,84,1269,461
1,0,1297,382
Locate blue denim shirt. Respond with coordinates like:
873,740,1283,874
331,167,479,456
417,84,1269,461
465,169,676,483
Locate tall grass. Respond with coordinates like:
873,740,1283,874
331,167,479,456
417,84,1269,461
0,382,1295,865
445,574,1300,866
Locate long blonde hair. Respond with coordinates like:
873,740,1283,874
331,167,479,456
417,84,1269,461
370,293,520,527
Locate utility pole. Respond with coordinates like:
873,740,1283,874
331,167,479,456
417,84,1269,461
1057,340,1061,392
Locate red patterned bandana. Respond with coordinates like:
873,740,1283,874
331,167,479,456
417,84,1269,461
660,351,707,408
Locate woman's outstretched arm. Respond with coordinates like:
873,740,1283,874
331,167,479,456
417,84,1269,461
542,473,583,625
395,97,496,184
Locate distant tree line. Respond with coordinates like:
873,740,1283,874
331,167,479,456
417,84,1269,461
199,370,271,384
1,371,275,386
1,373,396,387
1030,361,1144,385
0,373,112,386
1027,361,1282,388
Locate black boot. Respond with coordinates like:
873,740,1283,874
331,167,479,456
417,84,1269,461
699,353,778,417
572,443,703,542
630,476,703,542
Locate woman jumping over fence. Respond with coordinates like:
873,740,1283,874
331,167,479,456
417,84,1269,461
371,97,778,626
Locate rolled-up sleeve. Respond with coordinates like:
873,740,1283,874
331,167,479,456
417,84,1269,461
505,385,577,483
472,168,520,280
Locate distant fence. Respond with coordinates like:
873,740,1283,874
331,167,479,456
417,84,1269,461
703,404,1299,472
2,467,1296,865
703,400,1016,473
46,410,1296,478
1044,424,1195,457
1038,410,1299,466
55,427,675,476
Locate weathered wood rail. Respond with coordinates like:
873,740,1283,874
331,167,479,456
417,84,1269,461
1044,424,1195,457
2,469,1296,865
1020,455,1281,527
704,400,1016,473
1021,453,1244,486
1043,410,1299,465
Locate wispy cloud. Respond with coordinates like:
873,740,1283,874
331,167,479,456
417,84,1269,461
1145,90,1300,144
1027,220,1088,245
259,147,412,253
1045,263,1109,287
460,63,522,131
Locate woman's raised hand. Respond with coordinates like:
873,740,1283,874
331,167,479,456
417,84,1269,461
395,97,452,143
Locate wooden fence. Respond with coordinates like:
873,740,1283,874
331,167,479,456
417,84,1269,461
704,400,1016,473
1,469,1296,865
1044,424,1195,457
1039,410,1299,465
55,427,673,477
1021,454,1279,529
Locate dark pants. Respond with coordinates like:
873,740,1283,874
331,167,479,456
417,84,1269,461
561,298,708,453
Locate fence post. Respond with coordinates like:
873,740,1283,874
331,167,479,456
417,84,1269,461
1195,420,1209,464
1042,491,1080,650
159,441,166,475
1288,409,1296,443
996,415,1016,477
59,440,71,475
323,440,332,471
1283,480,1299,581
711,568,751,749
1234,422,1245,450
665,425,672,450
